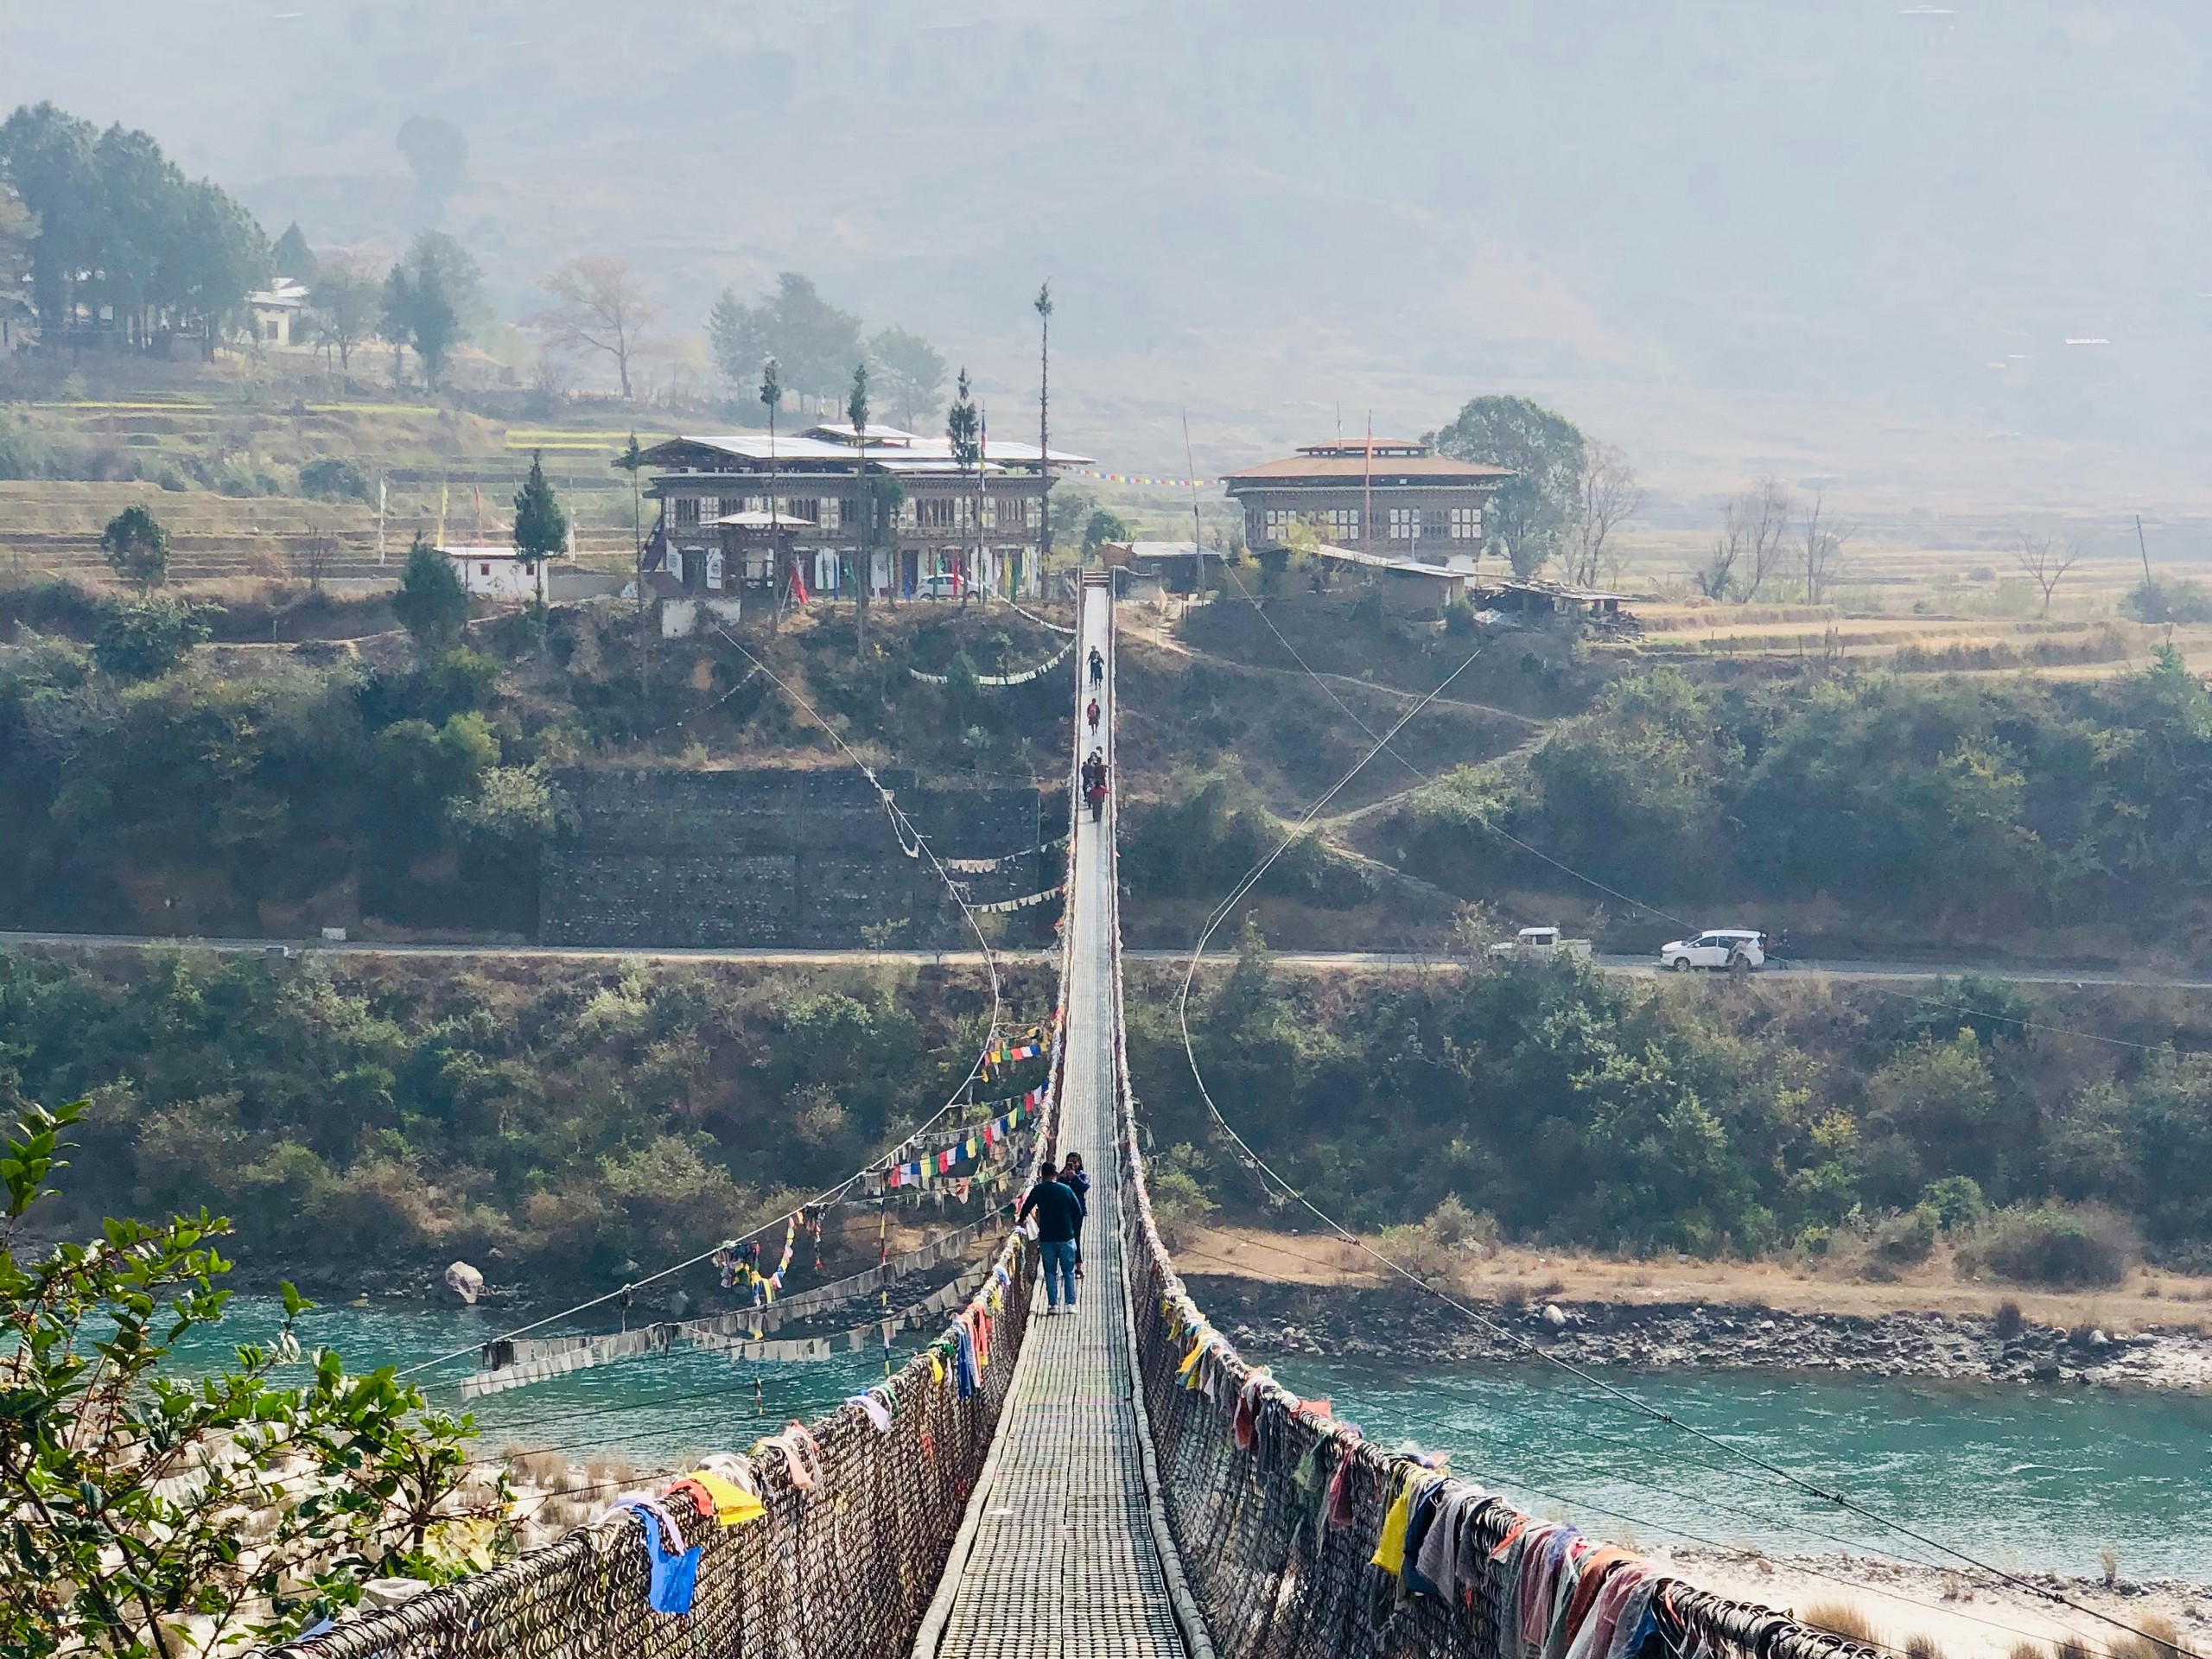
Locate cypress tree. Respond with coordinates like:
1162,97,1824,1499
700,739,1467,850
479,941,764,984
512,450,568,560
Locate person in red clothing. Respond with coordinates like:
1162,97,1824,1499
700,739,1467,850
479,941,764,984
1086,696,1101,734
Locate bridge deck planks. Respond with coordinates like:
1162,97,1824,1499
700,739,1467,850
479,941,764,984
933,584,1187,1658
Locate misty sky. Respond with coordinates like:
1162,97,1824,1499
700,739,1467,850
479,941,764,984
6,0,2206,512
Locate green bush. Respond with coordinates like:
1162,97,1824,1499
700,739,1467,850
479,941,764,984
1961,1205,2134,1287
1872,1206,1938,1264
1395,650,2212,928
2123,578,2212,625
92,596,213,680
299,455,372,502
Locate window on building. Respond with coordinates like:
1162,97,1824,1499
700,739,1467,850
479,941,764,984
1450,506,1482,541
1389,507,1417,541
673,498,701,527
1423,509,1447,541
480,563,491,576
1326,508,1360,543
920,498,957,530
821,498,842,531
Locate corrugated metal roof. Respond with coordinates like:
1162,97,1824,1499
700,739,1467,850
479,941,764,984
1312,542,1466,580
1224,453,1511,483
640,429,1094,469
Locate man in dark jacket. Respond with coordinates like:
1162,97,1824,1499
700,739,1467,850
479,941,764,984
1019,1160,1084,1313
1059,1153,1090,1281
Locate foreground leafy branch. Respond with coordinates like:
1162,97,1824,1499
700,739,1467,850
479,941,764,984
0,1099,503,1658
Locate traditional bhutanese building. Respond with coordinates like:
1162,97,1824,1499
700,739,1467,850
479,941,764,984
1223,437,1511,563
632,423,1094,603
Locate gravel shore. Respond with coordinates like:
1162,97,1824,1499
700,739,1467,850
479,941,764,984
1187,1274,2212,1389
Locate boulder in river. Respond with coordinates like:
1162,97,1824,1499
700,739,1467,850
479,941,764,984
444,1261,485,1306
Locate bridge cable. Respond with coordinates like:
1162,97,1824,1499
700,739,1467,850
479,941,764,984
1163,641,2177,1654
393,629,1021,1381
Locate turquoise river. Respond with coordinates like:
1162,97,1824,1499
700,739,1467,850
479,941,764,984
181,1299,2211,1583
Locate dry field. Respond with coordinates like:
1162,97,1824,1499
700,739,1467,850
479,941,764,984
1,396,659,586
1600,528,2212,682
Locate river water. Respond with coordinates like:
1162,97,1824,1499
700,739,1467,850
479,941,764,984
179,1300,2210,1582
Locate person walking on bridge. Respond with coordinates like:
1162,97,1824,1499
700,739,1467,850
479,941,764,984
1082,749,1109,823
1019,1159,1083,1313
1059,1152,1090,1281
1086,694,1101,734
1088,645,1104,689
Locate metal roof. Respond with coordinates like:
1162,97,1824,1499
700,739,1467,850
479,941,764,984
1310,542,1466,580
1224,453,1511,484
639,427,1094,471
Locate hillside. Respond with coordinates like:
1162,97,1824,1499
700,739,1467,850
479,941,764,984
5,3,2209,511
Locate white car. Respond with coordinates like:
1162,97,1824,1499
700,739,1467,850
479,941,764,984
1660,929,1766,972
1489,926,1593,960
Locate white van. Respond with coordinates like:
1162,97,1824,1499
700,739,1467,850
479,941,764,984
1659,929,1765,972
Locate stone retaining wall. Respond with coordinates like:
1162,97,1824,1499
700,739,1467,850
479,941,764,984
540,767,1058,947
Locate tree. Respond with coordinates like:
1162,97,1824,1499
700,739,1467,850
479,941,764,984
1800,493,1853,605
167,177,270,357
0,103,95,334
512,450,568,560
271,219,315,280
865,325,945,429
1560,439,1642,589
0,179,35,331
2014,530,2085,618
1728,476,1793,601
1083,508,1131,553
947,368,981,603
532,255,656,400
392,533,468,649
0,103,265,353
0,1098,489,1657
382,232,479,389
93,597,213,680
1694,534,1738,601
396,115,467,220
708,272,861,400
305,245,382,374
99,505,168,593
1431,395,1586,578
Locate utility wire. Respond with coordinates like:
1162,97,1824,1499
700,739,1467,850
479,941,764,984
394,629,1026,1381
1161,614,2185,1653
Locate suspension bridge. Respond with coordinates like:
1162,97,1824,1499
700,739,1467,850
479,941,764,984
273,572,1860,1659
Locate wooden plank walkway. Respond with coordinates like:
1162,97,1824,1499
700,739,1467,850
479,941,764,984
926,582,1189,1659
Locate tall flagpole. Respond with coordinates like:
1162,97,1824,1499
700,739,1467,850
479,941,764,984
1361,413,1374,553
1035,283,1052,590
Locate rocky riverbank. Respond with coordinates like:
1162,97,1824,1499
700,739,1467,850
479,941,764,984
1187,1274,2212,1389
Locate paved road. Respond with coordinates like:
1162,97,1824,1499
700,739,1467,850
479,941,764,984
3,930,2202,990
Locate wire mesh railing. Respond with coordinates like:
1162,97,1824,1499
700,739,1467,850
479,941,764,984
263,776,1084,1659
1101,741,1877,1659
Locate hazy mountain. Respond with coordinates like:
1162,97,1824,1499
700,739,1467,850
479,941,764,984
6,0,2208,512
